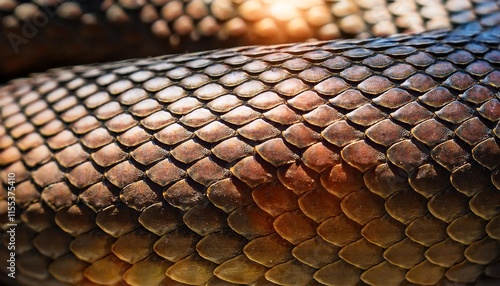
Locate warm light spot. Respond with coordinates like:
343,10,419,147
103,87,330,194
268,1,299,22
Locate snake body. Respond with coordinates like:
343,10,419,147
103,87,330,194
1,0,500,79
1,1,500,286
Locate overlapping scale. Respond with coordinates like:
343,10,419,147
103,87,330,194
0,22,499,286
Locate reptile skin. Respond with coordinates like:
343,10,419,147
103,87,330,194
1,1,500,286
2,0,500,79
0,24,499,285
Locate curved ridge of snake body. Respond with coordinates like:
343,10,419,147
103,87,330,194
0,1,500,286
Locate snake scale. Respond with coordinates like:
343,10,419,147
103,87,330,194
0,0,499,285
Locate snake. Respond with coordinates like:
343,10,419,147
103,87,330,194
0,0,499,285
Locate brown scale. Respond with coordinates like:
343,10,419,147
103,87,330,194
277,163,320,196
122,254,173,286
1,22,500,286
373,88,414,109
402,73,439,93
197,229,247,264
314,259,362,285
120,180,163,212
214,254,267,284
297,68,330,84
49,253,89,284
407,260,447,285
263,105,302,126
363,163,409,198
130,141,168,166
451,163,492,196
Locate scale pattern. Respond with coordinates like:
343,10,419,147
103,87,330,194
2,0,500,79
0,24,500,285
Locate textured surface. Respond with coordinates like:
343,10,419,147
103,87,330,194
2,0,500,79
0,23,499,285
